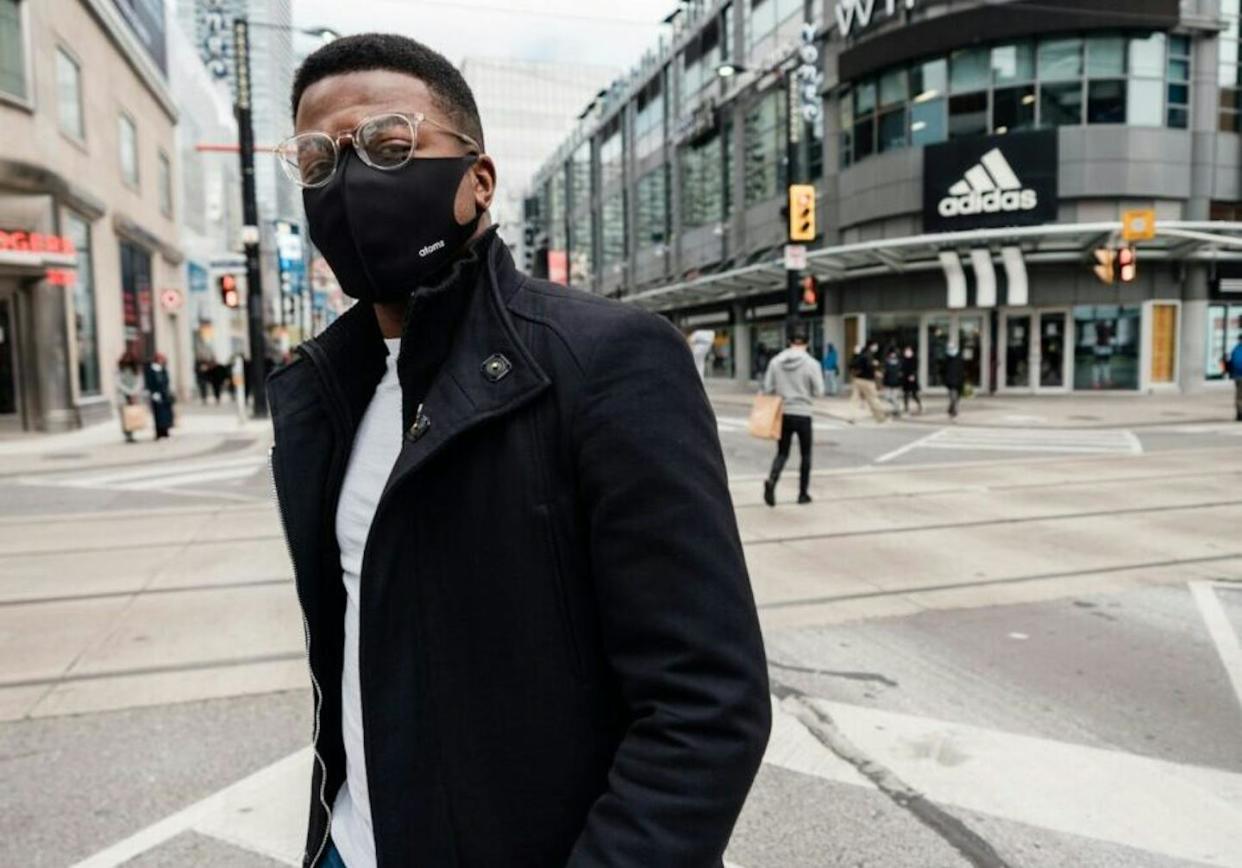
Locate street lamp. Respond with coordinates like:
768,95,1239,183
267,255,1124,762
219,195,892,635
716,61,746,79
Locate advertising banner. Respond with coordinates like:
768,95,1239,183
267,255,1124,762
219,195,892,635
922,130,1058,233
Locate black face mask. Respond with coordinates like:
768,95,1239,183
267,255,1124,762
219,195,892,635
303,150,480,303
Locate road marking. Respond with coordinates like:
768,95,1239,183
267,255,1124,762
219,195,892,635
874,428,947,464
17,455,267,499
1190,581,1242,717
716,415,842,434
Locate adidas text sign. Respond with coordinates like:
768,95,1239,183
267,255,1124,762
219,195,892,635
923,131,1058,232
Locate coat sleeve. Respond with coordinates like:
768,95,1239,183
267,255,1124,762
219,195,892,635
566,311,771,868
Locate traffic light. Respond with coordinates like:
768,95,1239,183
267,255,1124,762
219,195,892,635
788,184,816,242
801,274,818,307
1117,245,1137,282
1093,248,1115,285
219,273,240,308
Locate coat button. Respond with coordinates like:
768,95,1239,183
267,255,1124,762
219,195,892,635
405,411,431,443
482,353,513,382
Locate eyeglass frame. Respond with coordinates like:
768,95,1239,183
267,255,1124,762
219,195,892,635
276,110,483,188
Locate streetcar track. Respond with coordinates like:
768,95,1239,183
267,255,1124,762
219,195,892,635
0,576,291,609
757,552,1242,611
745,499,1242,547
0,532,283,560
0,651,306,691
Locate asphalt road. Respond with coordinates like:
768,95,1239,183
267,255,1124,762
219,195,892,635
1,403,1240,867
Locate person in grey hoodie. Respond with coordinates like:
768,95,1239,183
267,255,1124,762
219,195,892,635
762,329,825,506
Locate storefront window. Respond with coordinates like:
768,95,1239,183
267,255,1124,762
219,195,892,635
1073,305,1141,390
65,213,100,396
1040,312,1067,387
1005,315,1032,388
119,240,154,361
1206,304,1242,379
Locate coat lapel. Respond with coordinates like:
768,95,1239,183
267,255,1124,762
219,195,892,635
382,237,550,497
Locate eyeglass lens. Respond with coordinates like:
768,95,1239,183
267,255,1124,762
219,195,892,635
281,114,420,187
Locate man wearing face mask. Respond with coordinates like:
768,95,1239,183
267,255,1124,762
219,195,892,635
266,34,770,868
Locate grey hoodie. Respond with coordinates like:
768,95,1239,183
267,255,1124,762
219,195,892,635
762,347,825,417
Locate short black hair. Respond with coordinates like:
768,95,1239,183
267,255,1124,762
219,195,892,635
291,33,484,149
789,328,809,345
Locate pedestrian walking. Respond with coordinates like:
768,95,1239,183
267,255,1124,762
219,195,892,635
145,352,175,439
268,34,769,868
1230,333,1242,421
882,346,903,415
761,329,824,507
943,344,966,420
688,328,715,382
195,358,213,403
849,341,888,422
901,345,922,414
822,341,840,395
115,351,145,443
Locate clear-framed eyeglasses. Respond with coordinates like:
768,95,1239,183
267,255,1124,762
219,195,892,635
276,111,482,189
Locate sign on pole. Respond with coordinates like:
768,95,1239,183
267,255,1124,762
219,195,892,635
784,244,808,271
1122,209,1157,242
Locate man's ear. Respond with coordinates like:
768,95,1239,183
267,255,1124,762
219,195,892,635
472,155,497,213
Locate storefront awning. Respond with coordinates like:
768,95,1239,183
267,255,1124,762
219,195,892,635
624,220,1242,312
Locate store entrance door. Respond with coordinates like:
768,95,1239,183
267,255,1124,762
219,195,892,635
0,295,19,425
926,313,989,391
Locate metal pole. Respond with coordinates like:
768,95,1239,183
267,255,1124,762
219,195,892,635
785,68,801,341
233,17,268,417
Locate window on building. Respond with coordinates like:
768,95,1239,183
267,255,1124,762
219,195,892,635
64,213,100,397
635,73,666,159
1041,81,1083,126
744,88,785,205
119,113,139,187
0,0,27,103
599,117,624,191
1206,302,1242,379
1085,35,1126,124
992,43,1035,86
1167,34,1190,128
680,129,724,228
949,91,989,139
600,190,626,271
748,0,802,59
568,141,593,284
158,151,174,217
993,86,1036,134
1038,38,1083,81
56,48,84,140
877,68,907,152
636,166,669,246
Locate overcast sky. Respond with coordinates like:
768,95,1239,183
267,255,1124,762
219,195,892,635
292,0,676,71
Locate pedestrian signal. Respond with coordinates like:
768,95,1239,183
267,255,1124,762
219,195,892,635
789,184,816,242
801,274,818,307
219,274,240,308
1092,248,1115,285
1117,246,1137,283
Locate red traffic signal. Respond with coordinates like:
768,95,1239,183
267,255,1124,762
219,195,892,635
1117,246,1137,283
801,274,818,306
218,274,240,308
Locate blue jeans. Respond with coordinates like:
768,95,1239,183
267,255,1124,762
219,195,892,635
322,841,347,868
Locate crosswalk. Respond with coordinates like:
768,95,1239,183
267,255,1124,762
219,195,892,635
716,415,843,436
877,425,1142,463
17,454,269,499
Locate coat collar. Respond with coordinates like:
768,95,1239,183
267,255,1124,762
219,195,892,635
298,229,550,492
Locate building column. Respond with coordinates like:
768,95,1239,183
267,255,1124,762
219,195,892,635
733,302,752,384
1180,264,1210,394
29,278,77,431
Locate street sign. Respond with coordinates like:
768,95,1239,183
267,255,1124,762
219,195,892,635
160,288,184,312
1122,209,1157,242
784,244,807,270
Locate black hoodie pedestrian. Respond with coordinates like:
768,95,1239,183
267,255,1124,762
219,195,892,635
900,346,922,414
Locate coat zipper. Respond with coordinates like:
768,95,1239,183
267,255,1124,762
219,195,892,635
270,444,334,868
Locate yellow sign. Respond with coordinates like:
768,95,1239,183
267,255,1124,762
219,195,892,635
789,184,817,242
1122,209,1156,242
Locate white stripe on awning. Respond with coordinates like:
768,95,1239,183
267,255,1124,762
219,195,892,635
970,248,997,308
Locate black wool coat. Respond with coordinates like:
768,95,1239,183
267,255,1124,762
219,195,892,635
267,233,771,868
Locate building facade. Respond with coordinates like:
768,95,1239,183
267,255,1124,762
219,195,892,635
0,0,184,431
460,56,621,267
527,0,1242,395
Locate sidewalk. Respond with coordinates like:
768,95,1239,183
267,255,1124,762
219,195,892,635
0,403,272,477
705,379,1237,429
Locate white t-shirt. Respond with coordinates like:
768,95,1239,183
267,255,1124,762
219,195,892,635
331,337,403,868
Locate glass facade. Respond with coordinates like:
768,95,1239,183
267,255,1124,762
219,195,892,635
1073,305,1141,391
680,130,724,229
1207,303,1242,378
635,166,669,247
568,141,593,284
744,89,786,206
634,73,665,160
64,213,100,397
1223,0,1242,131
747,0,803,60
841,32,1191,168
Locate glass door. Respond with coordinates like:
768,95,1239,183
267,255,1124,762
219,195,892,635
1038,311,1068,390
1003,313,1033,389
958,315,984,390
0,298,16,416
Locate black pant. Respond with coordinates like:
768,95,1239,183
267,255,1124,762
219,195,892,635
947,388,961,418
903,385,922,413
769,414,812,496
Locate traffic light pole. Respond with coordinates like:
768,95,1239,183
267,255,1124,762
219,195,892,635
233,17,267,418
784,68,801,341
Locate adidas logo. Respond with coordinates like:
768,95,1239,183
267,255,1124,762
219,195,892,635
419,239,446,258
938,148,1038,219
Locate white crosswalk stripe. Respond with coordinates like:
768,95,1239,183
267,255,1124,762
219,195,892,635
17,455,268,496
716,415,843,435
912,426,1142,457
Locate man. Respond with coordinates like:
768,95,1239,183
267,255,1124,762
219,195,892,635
1230,333,1242,421
688,328,716,382
266,34,770,868
761,329,824,506
943,344,966,420
849,341,888,422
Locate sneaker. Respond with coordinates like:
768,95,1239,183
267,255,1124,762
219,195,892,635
798,493,813,504
763,480,776,507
